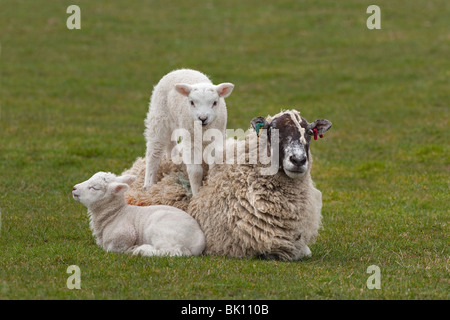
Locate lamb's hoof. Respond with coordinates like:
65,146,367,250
142,185,151,192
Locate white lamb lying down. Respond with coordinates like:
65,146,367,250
72,171,206,257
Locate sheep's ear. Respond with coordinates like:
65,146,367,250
216,83,234,98
109,182,129,194
251,116,270,135
116,174,136,186
175,83,192,96
307,119,332,138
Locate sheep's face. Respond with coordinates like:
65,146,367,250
175,82,234,126
251,111,332,179
72,172,136,208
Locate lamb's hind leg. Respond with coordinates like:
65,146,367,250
143,140,166,190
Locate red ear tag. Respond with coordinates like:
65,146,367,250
319,134,324,138
313,128,318,140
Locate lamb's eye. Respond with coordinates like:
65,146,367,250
190,101,195,107
89,186,100,191
212,101,217,107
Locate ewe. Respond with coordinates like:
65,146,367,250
143,69,234,195
72,171,205,257
189,110,332,260
125,110,332,261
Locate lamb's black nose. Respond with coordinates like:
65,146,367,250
198,116,208,125
290,155,306,167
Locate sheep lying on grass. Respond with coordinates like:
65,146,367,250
189,110,332,260
125,110,332,261
72,171,205,257
143,68,234,195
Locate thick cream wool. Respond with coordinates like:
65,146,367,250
124,111,324,261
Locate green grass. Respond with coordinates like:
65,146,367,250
0,0,448,299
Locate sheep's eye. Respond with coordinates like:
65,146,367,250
89,186,100,191
212,101,217,107
190,101,195,107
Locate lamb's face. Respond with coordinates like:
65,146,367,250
188,86,220,126
72,172,115,207
175,82,234,127
72,172,136,208
252,111,332,179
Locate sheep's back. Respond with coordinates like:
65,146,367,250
123,157,192,212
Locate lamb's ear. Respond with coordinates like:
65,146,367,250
251,116,270,135
175,83,192,96
116,174,136,186
109,182,129,194
216,83,234,98
307,119,332,139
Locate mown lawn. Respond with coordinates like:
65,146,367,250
0,0,448,300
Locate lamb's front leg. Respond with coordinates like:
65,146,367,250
181,133,203,195
187,163,203,195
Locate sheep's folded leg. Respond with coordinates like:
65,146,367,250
132,244,190,257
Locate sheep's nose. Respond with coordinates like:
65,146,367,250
198,116,208,125
72,187,77,192
290,155,306,167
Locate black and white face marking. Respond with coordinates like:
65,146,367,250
252,111,332,179
271,113,310,178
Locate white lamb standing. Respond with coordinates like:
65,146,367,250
143,69,234,195
72,171,206,257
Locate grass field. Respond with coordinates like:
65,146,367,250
0,0,448,300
